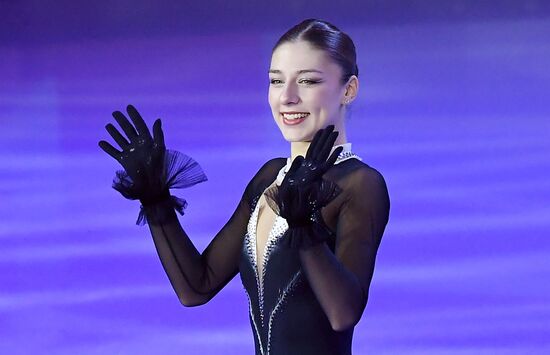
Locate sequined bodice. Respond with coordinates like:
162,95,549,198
238,143,360,355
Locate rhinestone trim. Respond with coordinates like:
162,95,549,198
336,151,362,163
257,207,288,326
243,287,265,355
276,148,362,185
245,196,264,326
266,271,302,355
246,192,289,327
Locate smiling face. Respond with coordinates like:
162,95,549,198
268,40,350,143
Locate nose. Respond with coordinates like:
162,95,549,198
280,82,300,105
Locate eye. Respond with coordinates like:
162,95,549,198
299,79,320,85
270,78,283,85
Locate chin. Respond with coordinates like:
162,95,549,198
279,128,315,142
276,124,315,142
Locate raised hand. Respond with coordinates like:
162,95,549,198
283,124,343,188
264,125,343,248
99,105,168,204
99,105,208,225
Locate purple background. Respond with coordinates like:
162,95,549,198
1,1,549,354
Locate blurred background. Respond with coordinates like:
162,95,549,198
1,1,549,354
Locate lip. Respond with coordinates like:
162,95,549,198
281,112,309,126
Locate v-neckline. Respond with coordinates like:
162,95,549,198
252,192,280,285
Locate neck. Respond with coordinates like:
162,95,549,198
290,128,348,161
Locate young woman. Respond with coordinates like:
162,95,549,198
99,19,390,355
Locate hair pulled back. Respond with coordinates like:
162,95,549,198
273,19,358,85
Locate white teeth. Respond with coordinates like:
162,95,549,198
282,113,309,120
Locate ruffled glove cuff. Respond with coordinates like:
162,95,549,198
278,210,336,249
112,149,207,225
264,178,342,249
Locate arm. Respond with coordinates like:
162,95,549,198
299,168,390,331
146,157,283,307
98,105,277,307
146,191,252,307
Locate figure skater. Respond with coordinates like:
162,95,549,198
99,18,390,355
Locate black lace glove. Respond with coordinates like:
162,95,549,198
98,104,207,225
264,125,344,249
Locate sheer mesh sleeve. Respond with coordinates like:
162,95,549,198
335,165,390,305
188,158,285,298
148,157,286,306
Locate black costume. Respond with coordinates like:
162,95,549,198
233,144,390,354
99,107,390,355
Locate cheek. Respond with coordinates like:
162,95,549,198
268,92,281,123
309,89,338,112
268,89,277,110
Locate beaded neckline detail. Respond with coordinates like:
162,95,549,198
275,142,362,186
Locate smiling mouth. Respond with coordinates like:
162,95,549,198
281,112,309,125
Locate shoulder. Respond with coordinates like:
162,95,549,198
242,157,286,202
251,157,287,183
334,159,388,193
335,159,390,227
259,157,287,172
333,159,390,213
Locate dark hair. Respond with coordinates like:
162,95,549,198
273,19,359,85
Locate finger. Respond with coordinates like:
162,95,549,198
283,156,303,185
126,105,152,139
306,128,324,160
152,119,165,148
98,140,122,161
325,146,343,169
112,110,138,141
288,156,304,176
105,123,130,148
319,131,339,161
313,125,334,162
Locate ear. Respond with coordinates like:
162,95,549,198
342,75,359,105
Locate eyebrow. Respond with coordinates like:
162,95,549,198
268,69,324,75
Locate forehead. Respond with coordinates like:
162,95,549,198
270,41,339,75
